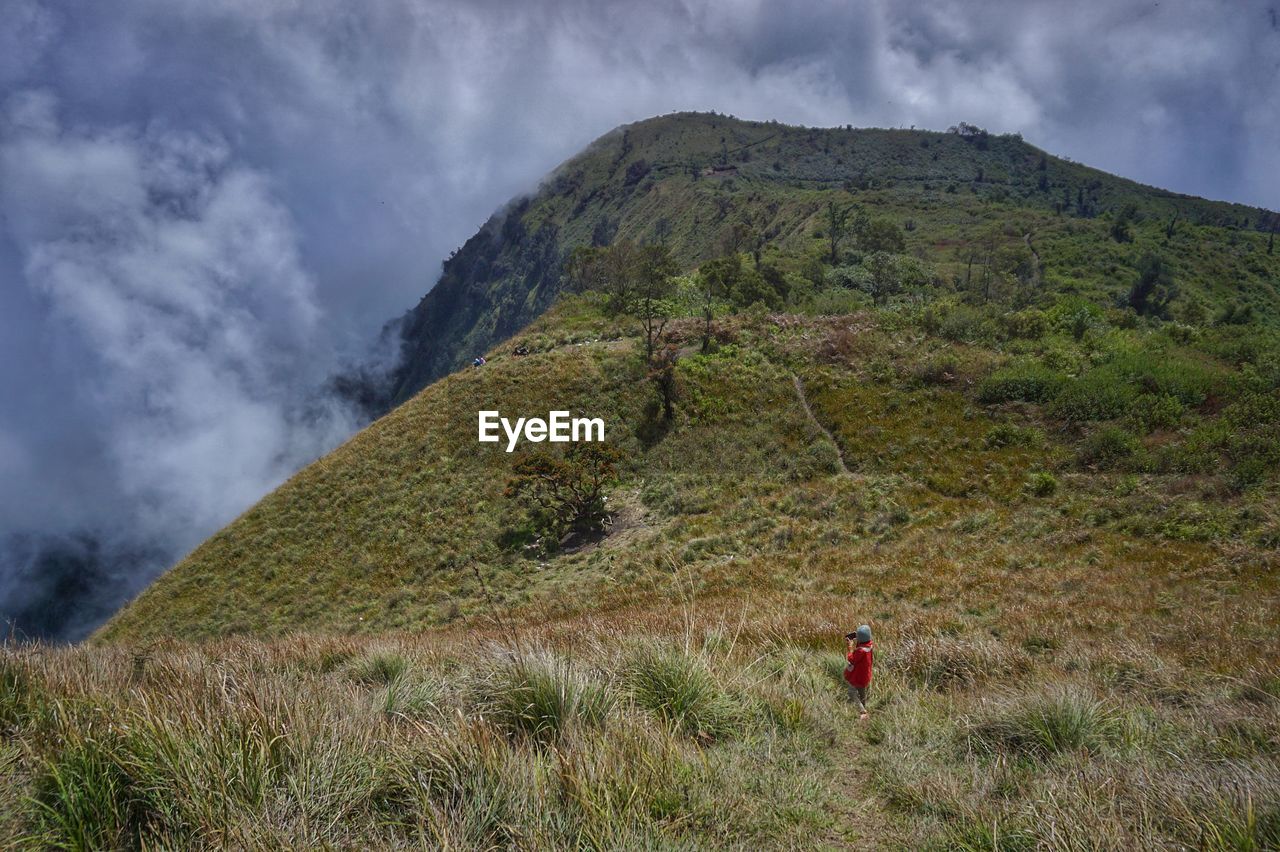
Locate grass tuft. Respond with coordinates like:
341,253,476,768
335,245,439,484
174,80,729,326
624,645,744,742
968,687,1124,758
471,652,614,743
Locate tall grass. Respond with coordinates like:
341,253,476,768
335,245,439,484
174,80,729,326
624,644,745,742
29,287,1280,846
967,687,1126,757
4,612,1279,849
471,653,614,742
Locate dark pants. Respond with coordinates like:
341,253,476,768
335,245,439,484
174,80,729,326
846,683,868,709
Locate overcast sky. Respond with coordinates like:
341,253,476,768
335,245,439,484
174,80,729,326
2,0,1277,638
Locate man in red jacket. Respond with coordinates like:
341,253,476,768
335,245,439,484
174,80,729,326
844,624,873,719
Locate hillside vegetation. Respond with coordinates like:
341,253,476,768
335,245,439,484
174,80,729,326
76,289,1280,847
3,113,1278,847
392,112,1279,402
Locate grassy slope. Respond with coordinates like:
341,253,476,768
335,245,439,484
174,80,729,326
103,291,1280,643
5,294,1277,846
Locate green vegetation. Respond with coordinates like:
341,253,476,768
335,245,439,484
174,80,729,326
74,284,1279,846
505,443,625,553
7,112,1278,847
391,112,1280,403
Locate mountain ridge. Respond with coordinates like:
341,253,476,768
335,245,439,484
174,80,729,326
389,111,1277,404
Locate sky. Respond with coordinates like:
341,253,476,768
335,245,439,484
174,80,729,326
1,0,1277,639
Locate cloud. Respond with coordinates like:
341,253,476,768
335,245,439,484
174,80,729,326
0,91,359,637
0,0,1275,638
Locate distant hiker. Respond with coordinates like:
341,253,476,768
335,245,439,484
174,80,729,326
844,624,873,719
473,355,486,367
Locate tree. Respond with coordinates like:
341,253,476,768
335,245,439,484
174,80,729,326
1109,207,1134,243
653,216,672,246
563,241,674,324
858,218,906,253
948,122,990,148
564,243,631,314
972,228,1001,302
634,244,679,360
697,253,781,312
862,252,899,304
505,444,625,548
721,218,764,268
647,343,680,421
825,200,854,263
697,256,737,352
1128,252,1178,318
858,252,930,305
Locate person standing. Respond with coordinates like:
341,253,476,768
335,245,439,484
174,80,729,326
844,624,874,719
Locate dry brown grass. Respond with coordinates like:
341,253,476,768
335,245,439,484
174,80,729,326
55,297,1280,847
5,585,1279,848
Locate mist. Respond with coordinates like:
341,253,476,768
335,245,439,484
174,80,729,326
1,0,1276,640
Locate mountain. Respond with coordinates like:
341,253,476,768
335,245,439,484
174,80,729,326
389,111,1279,404
6,114,1278,848
98,110,1280,651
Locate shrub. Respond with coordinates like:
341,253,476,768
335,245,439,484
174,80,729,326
805,287,872,317
1026,472,1058,497
983,423,1042,449
923,302,989,343
825,264,872,291
858,217,907,253
505,444,626,549
911,355,958,386
1048,374,1135,422
1128,252,1178,318
1126,393,1183,433
1077,427,1140,468
1106,349,1219,407
977,361,1067,404
1047,297,1104,340
999,309,1048,340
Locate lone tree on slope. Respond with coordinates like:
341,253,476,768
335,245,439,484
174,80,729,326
505,444,626,550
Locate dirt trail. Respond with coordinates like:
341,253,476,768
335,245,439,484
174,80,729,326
791,373,852,476
1024,232,1042,286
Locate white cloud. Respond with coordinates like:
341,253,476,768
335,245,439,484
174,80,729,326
0,95,355,550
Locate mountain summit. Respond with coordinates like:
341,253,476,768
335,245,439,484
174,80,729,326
389,111,1277,404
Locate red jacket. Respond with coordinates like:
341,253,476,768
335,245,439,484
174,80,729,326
844,641,873,688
